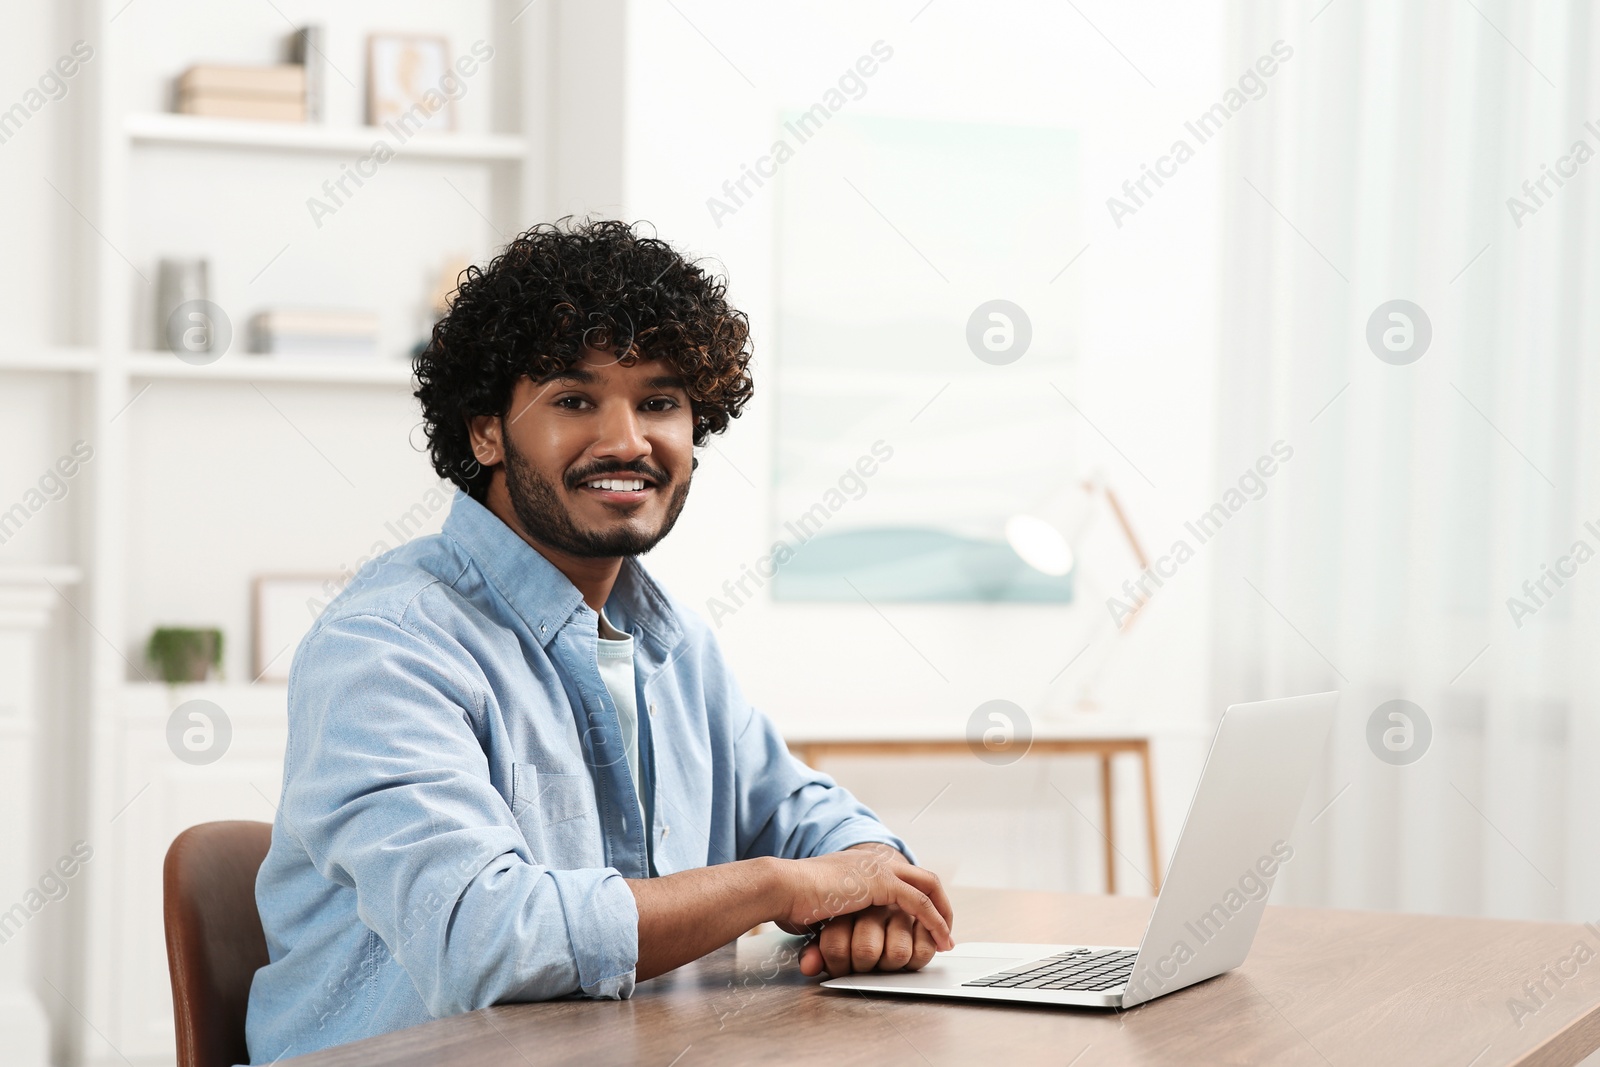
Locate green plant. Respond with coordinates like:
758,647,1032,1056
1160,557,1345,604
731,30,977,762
145,627,223,684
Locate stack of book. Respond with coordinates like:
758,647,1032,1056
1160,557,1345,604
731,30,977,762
177,64,307,122
249,309,380,360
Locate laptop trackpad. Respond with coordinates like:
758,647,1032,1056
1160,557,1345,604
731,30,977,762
823,942,1078,989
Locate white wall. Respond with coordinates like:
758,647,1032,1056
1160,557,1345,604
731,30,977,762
1,5,98,1062
617,0,1227,887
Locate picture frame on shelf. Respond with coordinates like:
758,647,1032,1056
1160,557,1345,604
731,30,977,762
366,33,455,133
252,574,342,682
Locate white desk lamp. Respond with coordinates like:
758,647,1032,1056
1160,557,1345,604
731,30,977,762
1006,474,1151,712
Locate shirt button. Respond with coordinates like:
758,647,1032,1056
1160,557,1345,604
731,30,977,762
648,703,657,716
539,624,547,633
662,825,670,838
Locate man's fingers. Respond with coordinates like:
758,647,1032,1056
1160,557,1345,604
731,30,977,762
907,922,937,971
851,907,888,972
798,941,825,977
889,879,953,950
896,864,955,928
819,915,855,977
879,909,915,971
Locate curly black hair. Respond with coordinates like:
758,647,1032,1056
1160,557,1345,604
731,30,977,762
414,217,754,500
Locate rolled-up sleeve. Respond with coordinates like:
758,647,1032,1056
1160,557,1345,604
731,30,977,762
282,610,638,1015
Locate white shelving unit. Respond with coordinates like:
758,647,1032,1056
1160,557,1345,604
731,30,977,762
0,349,417,385
123,351,416,385
0,347,101,372
0,4,561,1065
124,111,528,161
1,350,420,386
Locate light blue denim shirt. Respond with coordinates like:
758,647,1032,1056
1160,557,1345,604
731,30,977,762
245,491,908,1063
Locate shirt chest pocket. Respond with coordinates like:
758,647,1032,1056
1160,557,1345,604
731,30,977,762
510,762,604,867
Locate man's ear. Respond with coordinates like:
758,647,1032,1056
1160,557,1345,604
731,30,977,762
467,414,504,468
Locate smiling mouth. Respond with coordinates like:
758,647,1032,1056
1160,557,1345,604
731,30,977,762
575,472,659,501
584,475,649,490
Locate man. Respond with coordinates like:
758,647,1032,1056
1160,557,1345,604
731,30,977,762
246,218,954,1062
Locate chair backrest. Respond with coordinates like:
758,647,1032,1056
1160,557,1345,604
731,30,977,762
163,820,273,1067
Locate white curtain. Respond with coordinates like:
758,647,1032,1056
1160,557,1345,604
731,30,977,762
1213,0,1600,920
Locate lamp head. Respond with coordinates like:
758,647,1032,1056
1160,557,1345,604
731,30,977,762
1004,514,1074,577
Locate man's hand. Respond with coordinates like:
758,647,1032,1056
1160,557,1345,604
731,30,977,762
796,904,942,977
629,843,951,982
777,843,952,977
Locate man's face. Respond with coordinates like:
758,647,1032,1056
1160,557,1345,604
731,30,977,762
485,348,695,559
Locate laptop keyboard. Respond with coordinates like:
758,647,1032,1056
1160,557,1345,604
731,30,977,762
962,948,1137,992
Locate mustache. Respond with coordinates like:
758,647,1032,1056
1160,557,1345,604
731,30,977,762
564,458,671,490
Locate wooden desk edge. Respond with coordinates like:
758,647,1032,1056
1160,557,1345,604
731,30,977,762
786,738,1153,759
1525,999,1600,1067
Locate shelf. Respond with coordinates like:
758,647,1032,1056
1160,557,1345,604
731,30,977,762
124,351,416,385
119,680,288,719
0,349,417,384
0,347,99,372
124,112,528,162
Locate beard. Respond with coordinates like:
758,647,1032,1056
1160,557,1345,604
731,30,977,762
501,429,690,559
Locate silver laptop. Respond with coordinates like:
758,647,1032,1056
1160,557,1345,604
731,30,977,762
823,691,1339,1009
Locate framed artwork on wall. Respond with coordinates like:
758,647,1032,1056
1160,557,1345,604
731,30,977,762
770,112,1082,602
367,33,455,133
252,573,343,682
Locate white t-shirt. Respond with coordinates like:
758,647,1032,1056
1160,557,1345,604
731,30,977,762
596,610,643,808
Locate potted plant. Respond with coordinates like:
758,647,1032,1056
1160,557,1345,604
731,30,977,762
146,627,224,684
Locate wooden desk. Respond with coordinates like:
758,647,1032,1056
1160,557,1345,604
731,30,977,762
282,887,1600,1066
789,737,1162,895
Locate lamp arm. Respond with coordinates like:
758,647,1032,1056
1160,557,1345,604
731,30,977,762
1102,485,1149,571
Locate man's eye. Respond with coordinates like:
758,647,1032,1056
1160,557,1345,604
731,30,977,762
555,396,589,410
642,397,680,412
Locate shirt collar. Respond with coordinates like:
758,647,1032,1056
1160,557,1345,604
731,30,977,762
440,490,683,661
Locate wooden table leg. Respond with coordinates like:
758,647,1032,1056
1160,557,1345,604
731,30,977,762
1100,752,1116,895
788,738,1152,897
1139,741,1162,893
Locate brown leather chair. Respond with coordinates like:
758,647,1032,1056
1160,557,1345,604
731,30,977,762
163,820,273,1067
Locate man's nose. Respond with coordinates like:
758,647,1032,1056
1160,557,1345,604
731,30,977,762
593,401,650,459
